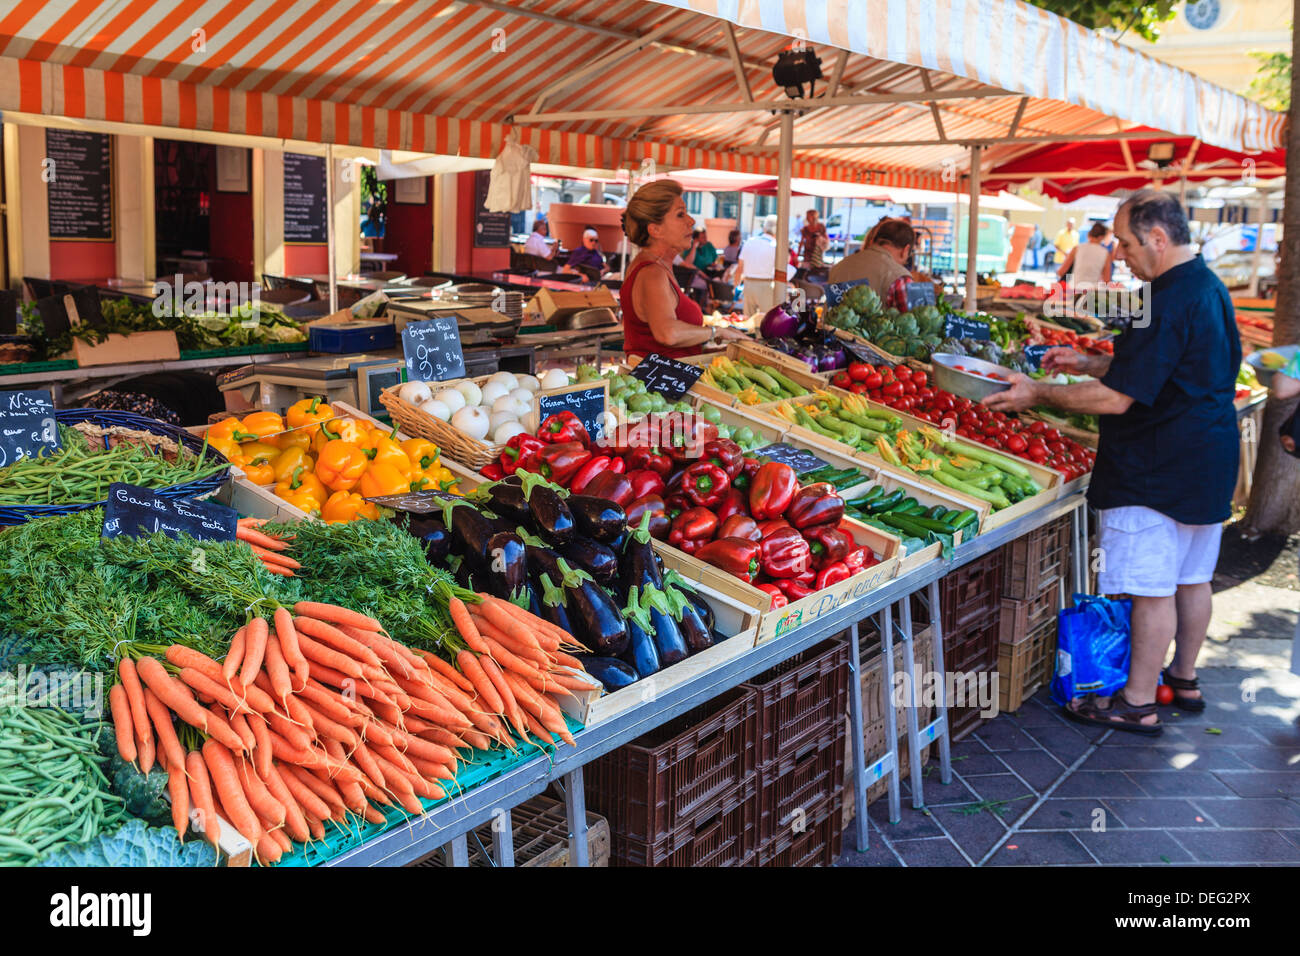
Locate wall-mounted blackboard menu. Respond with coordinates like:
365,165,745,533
474,169,511,248
46,129,113,241
284,153,328,243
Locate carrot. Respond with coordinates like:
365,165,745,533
260,562,295,577
293,616,382,667
142,687,185,775
223,625,247,681
338,624,418,678
237,524,290,551
167,764,189,838
504,671,576,746
448,597,492,654
236,755,286,828
460,729,493,751
263,629,293,700
407,756,454,781
295,681,357,725
136,658,243,751
479,655,526,734
456,650,504,715
137,735,156,775
306,661,361,694
363,697,405,728
274,607,308,690
261,763,311,843
277,763,333,821
117,658,153,747
303,812,326,841
487,595,570,651
186,750,220,847
551,649,587,670
295,698,359,748
295,633,364,678
389,728,457,767
228,710,257,752
362,805,387,825
358,719,395,749
471,615,553,668
248,713,272,779
473,597,547,653
404,696,474,732
238,517,265,527
165,645,275,712
293,600,380,631
265,710,313,752
203,739,264,844
350,741,388,789
259,831,287,864
178,667,256,718
408,722,470,752
420,651,477,694
478,628,552,676
249,544,301,569
108,685,137,763
239,616,269,689
290,765,348,818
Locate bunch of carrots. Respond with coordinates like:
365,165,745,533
236,518,301,578
108,596,599,865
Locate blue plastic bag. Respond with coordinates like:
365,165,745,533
1051,594,1132,706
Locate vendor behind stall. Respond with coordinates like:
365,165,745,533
827,218,915,310
619,179,748,359
985,190,1240,735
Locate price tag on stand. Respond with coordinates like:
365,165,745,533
363,489,458,513
401,316,466,383
904,282,937,309
0,389,59,468
823,277,874,307
753,443,832,476
102,483,238,542
1023,344,1052,371
630,353,703,401
944,314,991,341
536,384,608,443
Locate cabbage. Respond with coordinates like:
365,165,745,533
39,819,216,868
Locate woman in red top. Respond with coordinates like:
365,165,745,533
620,179,748,359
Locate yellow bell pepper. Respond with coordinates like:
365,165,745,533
209,437,245,463
311,419,340,454
322,489,380,523
277,427,314,454
334,418,374,448
207,417,257,444
400,438,441,472
241,459,276,485
369,432,413,478
315,439,369,492
286,396,334,431
239,441,280,465
272,447,315,483
275,466,326,514
241,410,286,448
358,461,411,499
410,464,458,494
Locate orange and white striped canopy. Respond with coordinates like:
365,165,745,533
0,0,1283,188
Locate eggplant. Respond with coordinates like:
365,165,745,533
563,535,618,585
533,571,576,635
567,494,627,543
681,587,715,636
526,483,575,546
645,589,689,666
576,656,639,692
621,615,661,679
443,499,507,566
528,545,628,657
485,477,531,522
675,600,714,654
485,531,529,604
406,516,451,565
620,512,664,594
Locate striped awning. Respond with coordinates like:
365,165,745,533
0,0,1283,189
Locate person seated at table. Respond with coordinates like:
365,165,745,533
619,179,749,359
561,227,605,277
523,220,555,259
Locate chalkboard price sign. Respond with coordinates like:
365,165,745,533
284,153,328,243
944,314,992,341
474,170,511,249
0,389,59,468
363,489,459,512
46,129,113,241
630,353,703,401
401,317,466,383
537,385,608,443
753,443,831,476
1022,344,1053,370
102,483,238,542
905,282,937,309
824,277,873,307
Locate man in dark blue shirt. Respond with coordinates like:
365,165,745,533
986,190,1240,736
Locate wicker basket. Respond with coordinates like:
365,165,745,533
0,408,232,526
379,377,504,470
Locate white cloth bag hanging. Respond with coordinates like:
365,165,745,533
484,136,537,213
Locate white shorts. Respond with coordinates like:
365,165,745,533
1096,506,1223,598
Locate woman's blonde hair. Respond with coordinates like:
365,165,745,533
623,179,682,247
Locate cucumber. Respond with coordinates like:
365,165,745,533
765,368,809,396
865,488,906,514
950,509,979,531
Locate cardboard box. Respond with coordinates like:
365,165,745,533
71,330,180,367
529,286,617,323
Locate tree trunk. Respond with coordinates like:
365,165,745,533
1242,8,1300,536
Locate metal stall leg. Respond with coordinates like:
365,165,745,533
563,767,590,867
1070,502,1085,601
925,579,953,786
847,621,871,851
879,603,902,824
492,808,515,868
898,597,926,809
445,834,470,867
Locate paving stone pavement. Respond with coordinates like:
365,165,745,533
836,643,1300,867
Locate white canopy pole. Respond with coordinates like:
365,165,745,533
774,109,794,305
964,145,982,313
326,143,338,313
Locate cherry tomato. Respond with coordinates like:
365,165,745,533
832,371,852,388
895,365,912,382
1027,444,1049,463
1005,434,1027,454
902,381,917,395
911,371,927,388
1028,421,1047,434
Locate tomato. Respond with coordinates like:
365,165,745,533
1043,428,1063,443
1004,434,1027,454
959,411,980,427
848,362,871,382
864,372,883,390
1026,443,1049,463
1027,420,1047,434
902,381,917,395
831,370,852,388
849,382,868,395
957,426,974,438
910,371,927,388
982,422,1002,437
954,364,967,372
882,381,904,397
894,366,912,382
1048,441,1068,455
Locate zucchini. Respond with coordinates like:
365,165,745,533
950,509,979,531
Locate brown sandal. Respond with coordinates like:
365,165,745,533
1160,668,1206,712
1063,689,1163,736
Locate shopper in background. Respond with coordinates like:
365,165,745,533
1056,221,1115,286
827,217,916,310
735,214,789,315
722,229,742,267
799,208,829,276
561,227,605,276
619,179,748,359
523,219,555,259
1054,217,1079,262
985,190,1240,734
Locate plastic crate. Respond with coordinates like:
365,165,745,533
945,616,1001,741
410,794,610,867
611,780,758,867
586,687,758,847
307,321,396,353
0,358,77,376
742,639,849,766
911,548,1003,637
1002,515,1072,599
756,730,846,845
757,791,841,868
946,614,1001,674
998,587,1061,646
998,616,1058,713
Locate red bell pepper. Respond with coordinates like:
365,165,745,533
785,482,845,530
843,546,878,573
715,487,750,524
625,494,670,540
584,470,635,507
695,537,762,583
625,469,666,501
665,416,719,464
756,518,791,538
718,515,760,542
805,524,853,568
759,526,812,579
500,433,547,476
814,561,852,590
626,444,672,478
774,578,815,601
664,492,689,520
479,462,505,481
668,507,718,551
754,582,788,610
732,456,760,492
749,462,799,521
539,410,590,447
682,461,731,508
569,455,611,494
537,442,591,485
609,457,627,474
703,438,744,479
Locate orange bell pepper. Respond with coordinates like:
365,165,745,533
277,427,314,454
275,466,326,514
358,461,411,499
241,459,276,485
321,489,380,523
315,439,369,492
209,436,244,463
271,446,314,483
334,418,374,448
207,417,257,444
368,430,413,477
241,410,286,448
239,441,280,465
286,396,334,431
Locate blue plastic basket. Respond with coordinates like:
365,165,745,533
0,408,231,525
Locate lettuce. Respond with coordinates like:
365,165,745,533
38,819,216,868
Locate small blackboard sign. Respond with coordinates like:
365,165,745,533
65,287,105,329
630,353,703,401
537,385,607,442
284,153,328,244
944,314,991,341
0,389,59,467
905,282,937,309
824,277,873,307
474,170,511,249
1022,344,1053,371
102,483,238,542
401,316,466,383
363,489,459,512
46,129,113,241
35,294,71,340
753,443,831,476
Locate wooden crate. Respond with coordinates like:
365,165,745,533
410,794,610,867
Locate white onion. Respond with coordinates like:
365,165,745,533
539,368,570,390
454,381,483,407
479,381,510,406
487,371,518,391
419,398,451,421
493,421,528,444
512,397,533,418
509,387,534,406
434,388,466,414
492,395,520,415
451,405,490,440
489,410,519,432
515,374,540,392
398,381,432,406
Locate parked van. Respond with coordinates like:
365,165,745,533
824,202,908,254
932,214,1012,274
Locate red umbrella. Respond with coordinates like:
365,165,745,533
738,178,811,197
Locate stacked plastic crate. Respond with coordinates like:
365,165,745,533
997,516,1072,712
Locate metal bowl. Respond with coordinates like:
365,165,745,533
1245,345,1298,388
930,353,1012,401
